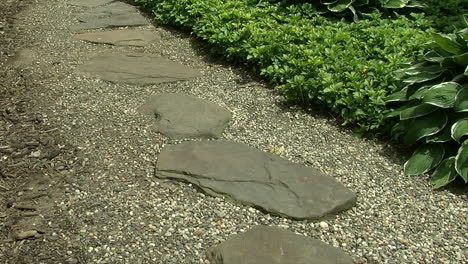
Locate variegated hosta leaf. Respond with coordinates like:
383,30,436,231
404,143,445,176
454,87,468,112
455,140,468,183
399,103,437,120
430,157,458,189
383,0,410,9
408,85,431,100
451,119,468,143
453,52,468,66
403,72,442,84
384,88,408,103
424,51,444,63
327,0,354,12
426,124,452,143
395,63,444,77
404,110,448,145
432,33,465,55
405,0,425,8
422,82,460,108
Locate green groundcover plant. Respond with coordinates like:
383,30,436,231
385,21,468,188
136,0,432,133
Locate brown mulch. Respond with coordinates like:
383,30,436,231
0,1,82,263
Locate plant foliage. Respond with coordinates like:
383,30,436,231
385,22,468,188
136,0,432,132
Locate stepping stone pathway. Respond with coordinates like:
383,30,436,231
139,93,232,139
77,54,201,86
68,0,115,7
155,141,357,220
73,2,148,30
207,226,353,264
74,29,160,47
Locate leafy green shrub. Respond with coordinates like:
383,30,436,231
385,24,468,188
422,0,467,33
136,0,432,132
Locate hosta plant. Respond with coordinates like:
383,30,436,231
320,0,424,15
385,20,468,189
262,0,425,18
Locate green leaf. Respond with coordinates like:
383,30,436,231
455,140,468,183
327,0,353,12
451,119,468,143
426,124,452,143
404,110,448,144
465,66,468,76
383,0,409,8
430,157,458,189
404,143,445,176
399,63,444,76
454,87,468,112
453,52,468,66
432,33,465,55
385,88,408,103
424,51,444,63
406,0,425,8
402,72,442,84
422,82,460,108
400,103,437,120
408,85,431,100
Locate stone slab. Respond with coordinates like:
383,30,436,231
139,93,232,139
74,29,159,47
73,2,148,30
68,0,115,7
207,226,354,264
156,141,357,220
77,54,201,86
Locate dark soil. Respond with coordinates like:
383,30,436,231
0,1,82,263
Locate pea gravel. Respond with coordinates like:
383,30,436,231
9,0,467,263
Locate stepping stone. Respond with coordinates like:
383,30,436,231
207,226,354,264
73,2,148,30
74,29,159,47
156,141,357,220
77,54,201,86
139,93,232,139
68,0,115,7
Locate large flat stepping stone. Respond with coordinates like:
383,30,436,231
156,141,357,220
139,93,232,139
68,0,115,7
73,2,148,30
77,54,201,86
207,226,353,264
74,29,159,47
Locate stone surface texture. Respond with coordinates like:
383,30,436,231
68,0,115,7
139,93,232,139
156,141,357,220
207,226,354,264
74,29,159,47
73,2,148,30
77,54,201,85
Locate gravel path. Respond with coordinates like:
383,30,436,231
8,0,467,263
